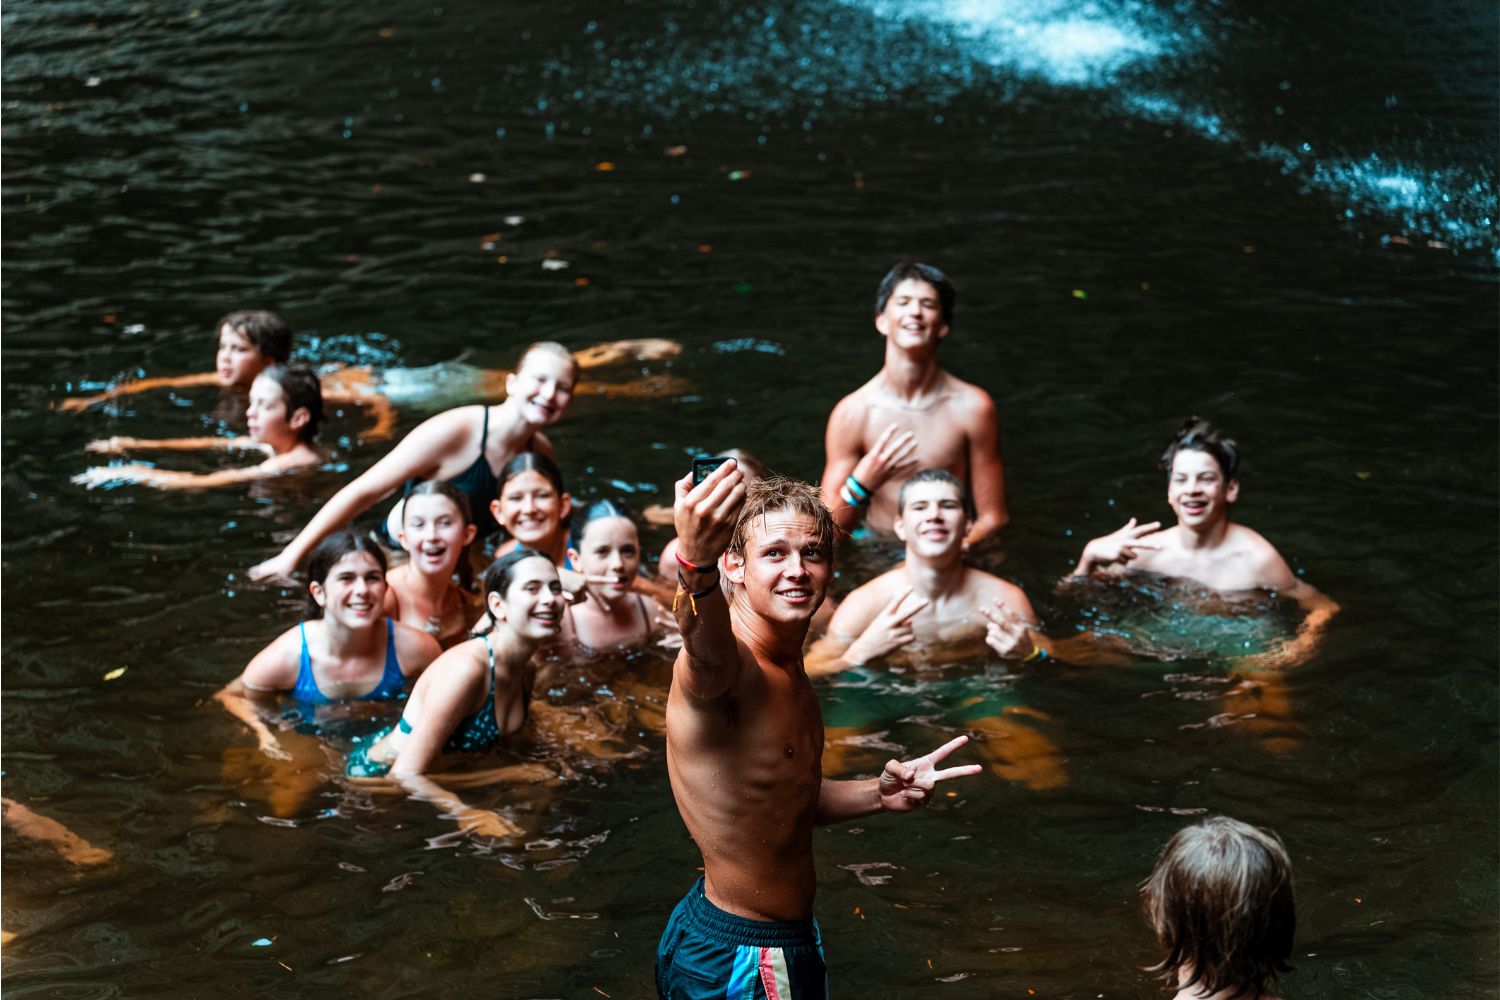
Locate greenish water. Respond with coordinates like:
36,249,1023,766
3,0,1496,996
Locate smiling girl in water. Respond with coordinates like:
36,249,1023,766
384,481,478,648
247,342,578,582
562,499,675,653
347,548,562,778
216,531,442,759
74,364,323,491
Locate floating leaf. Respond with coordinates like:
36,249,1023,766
103,667,127,682
1071,289,1088,299
595,161,615,172
664,145,688,157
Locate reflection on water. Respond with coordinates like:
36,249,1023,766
3,0,1496,994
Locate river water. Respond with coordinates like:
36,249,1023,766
3,0,1496,996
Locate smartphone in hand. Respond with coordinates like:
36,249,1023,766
693,456,730,486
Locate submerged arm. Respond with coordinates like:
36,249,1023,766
73,460,298,492
85,435,267,455
391,772,522,838
57,371,221,412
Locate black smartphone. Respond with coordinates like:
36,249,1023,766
693,455,730,486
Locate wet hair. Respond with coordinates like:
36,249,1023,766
304,530,388,618
217,310,291,363
896,468,976,521
404,479,473,526
1141,816,1295,1000
728,475,836,561
569,498,637,549
874,262,956,328
1162,416,1240,481
517,340,581,381
712,448,768,481
257,365,324,443
499,450,566,497
472,547,554,636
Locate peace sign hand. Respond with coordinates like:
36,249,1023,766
879,735,983,812
1082,517,1162,569
979,599,1037,661
845,586,929,666
851,423,920,493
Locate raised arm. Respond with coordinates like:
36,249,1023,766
821,400,918,535
963,391,1008,545
815,734,982,824
247,410,470,582
57,371,221,412
671,460,747,702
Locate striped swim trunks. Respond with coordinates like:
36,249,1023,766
656,878,828,999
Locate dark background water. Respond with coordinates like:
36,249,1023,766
3,0,1496,996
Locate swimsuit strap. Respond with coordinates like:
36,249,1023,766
636,594,651,635
292,621,326,703
478,403,490,458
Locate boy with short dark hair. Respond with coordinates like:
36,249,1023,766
820,262,1008,547
1141,815,1296,999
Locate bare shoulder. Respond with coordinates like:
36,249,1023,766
942,371,997,417
828,566,904,634
392,620,443,670
243,626,303,689
826,381,877,432
410,405,485,448
970,569,1037,621
1227,524,1297,585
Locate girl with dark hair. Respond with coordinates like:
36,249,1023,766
562,499,676,653
75,365,324,491
347,548,563,779
491,451,573,565
384,480,478,648
215,530,442,758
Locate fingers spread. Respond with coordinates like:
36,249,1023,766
931,763,984,782
923,734,970,765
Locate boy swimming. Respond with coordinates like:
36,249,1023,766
1068,417,1338,667
73,365,324,490
820,262,1008,546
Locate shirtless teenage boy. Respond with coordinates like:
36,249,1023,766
820,262,1007,546
1069,417,1338,668
807,469,1047,678
658,462,980,998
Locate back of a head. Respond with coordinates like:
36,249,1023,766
261,364,324,443
1142,815,1295,999
220,310,292,363
874,261,956,329
729,475,835,559
1161,416,1240,481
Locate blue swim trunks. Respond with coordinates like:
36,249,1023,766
656,878,827,1000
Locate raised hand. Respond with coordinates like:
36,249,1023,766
845,586,929,666
673,459,746,568
879,735,983,812
979,599,1037,661
1080,517,1161,570
851,423,920,493
247,552,300,584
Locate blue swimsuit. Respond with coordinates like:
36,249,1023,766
346,632,518,777
292,619,408,704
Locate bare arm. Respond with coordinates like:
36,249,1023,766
85,435,267,455
1066,518,1162,580
57,371,221,412
73,460,304,492
390,772,522,838
671,461,748,703
1239,552,1339,669
247,409,473,581
816,735,982,825
215,635,299,760
963,391,1008,545
820,402,919,536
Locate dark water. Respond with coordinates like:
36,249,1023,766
3,0,1496,995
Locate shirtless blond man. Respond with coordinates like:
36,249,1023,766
808,469,1048,678
658,462,980,998
821,262,1007,547
1070,418,1337,667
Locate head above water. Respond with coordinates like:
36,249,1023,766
217,310,292,363
304,530,388,619
1161,416,1240,482
474,547,562,639
897,468,976,522
404,479,473,527
255,365,323,444
728,476,835,561
569,497,636,549
711,448,768,482
492,451,572,551
1141,815,1295,999
517,340,582,381
875,262,956,329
